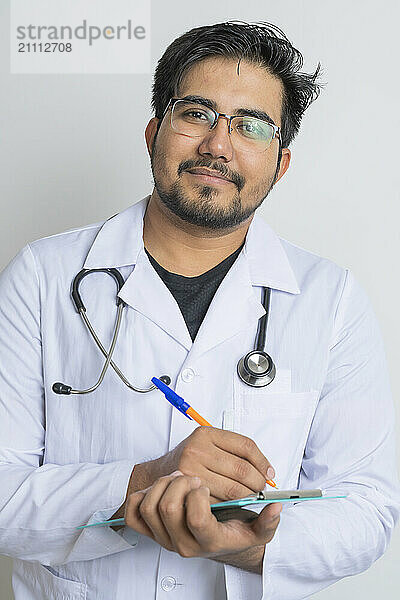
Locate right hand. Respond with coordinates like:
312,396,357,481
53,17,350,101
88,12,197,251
139,427,275,504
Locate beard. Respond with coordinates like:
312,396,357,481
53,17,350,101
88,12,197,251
150,139,280,231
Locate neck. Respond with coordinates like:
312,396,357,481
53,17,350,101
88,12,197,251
142,192,252,277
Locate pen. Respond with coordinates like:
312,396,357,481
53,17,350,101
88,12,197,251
151,376,277,489
151,376,212,425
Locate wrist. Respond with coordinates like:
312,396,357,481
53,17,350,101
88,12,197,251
128,460,154,494
110,461,154,527
210,544,265,575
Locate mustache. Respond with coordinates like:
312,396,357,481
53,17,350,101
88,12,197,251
178,159,245,192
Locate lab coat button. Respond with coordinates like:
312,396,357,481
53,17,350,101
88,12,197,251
161,576,177,591
181,367,195,382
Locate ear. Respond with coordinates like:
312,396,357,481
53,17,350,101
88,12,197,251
145,118,160,157
274,147,291,184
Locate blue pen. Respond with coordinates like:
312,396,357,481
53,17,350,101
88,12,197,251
151,377,212,426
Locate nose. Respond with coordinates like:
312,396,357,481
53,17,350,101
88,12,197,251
197,115,234,162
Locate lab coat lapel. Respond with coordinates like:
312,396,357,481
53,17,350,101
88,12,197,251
118,250,193,351
189,213,301,361
83,195,192,350
82,196,300,355
189,253,264,361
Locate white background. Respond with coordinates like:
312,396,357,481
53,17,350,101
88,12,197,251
0,0,399,597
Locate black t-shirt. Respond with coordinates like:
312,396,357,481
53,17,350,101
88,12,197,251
145,242,244,341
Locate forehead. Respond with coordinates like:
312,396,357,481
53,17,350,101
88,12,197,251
177,56,283,126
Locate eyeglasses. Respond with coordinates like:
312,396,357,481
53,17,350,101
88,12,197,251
162,98,281,153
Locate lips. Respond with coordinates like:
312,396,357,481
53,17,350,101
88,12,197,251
186,168,232,183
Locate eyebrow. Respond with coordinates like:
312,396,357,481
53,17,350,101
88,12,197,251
179,94,277,126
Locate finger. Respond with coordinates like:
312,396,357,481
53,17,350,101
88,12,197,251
124,489,153,538
204,444,269,499
202,469,262,504
159,475,202,557
186,490,282,557
185,485,221,553
210,429,275,483
187,494,282,556
138,471,186,549
186,486,259,555
124,471,183,539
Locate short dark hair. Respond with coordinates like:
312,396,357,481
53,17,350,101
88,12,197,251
151,21,323,148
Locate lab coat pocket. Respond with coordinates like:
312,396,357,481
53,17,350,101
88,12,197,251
234,390,319,489
19,560,87,600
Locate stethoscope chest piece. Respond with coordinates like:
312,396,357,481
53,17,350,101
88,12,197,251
237,350,276,387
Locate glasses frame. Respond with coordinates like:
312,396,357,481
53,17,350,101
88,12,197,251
162,97,281,152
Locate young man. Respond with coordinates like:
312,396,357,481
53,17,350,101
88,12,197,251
0,21,399,600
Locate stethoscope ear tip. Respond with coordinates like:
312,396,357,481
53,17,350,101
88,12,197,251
52,382,72,395
159,375,171,386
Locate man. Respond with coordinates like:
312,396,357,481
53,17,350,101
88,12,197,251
0,20,399,600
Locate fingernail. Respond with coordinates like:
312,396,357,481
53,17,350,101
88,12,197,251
171,470,183,476
267,467,275,479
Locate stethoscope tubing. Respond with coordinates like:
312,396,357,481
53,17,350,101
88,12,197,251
78,305,160,393
71,304,124,395
53,266,276,395
53,268,169,395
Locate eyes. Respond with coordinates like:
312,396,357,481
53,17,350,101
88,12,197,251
181,108,272,142
183,109,209,122
169,99,278,151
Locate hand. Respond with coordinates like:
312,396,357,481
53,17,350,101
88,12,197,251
111,427,275,527
124,471,282,559
142,427,275,503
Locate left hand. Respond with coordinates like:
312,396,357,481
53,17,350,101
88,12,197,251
124,470,282,559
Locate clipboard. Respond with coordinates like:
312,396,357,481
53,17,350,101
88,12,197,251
211,489,347,522
76,488,347,529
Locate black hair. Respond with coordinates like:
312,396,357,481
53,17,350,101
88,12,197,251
151,20,323,148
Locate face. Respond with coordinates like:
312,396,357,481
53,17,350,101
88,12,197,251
145,56,291,231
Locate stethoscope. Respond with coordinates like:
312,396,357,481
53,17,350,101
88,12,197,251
52,268,276,395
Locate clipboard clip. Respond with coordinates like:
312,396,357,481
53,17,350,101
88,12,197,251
242,489,324,502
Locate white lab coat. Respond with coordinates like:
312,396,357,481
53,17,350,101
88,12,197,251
0,195,399,600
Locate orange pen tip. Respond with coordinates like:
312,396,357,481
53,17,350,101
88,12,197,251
266,479,277,488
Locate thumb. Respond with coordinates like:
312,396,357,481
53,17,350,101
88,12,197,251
251,502,282,543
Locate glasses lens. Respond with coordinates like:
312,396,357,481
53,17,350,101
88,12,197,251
232,116,274,152
171,101,214,136
170,100,277,152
